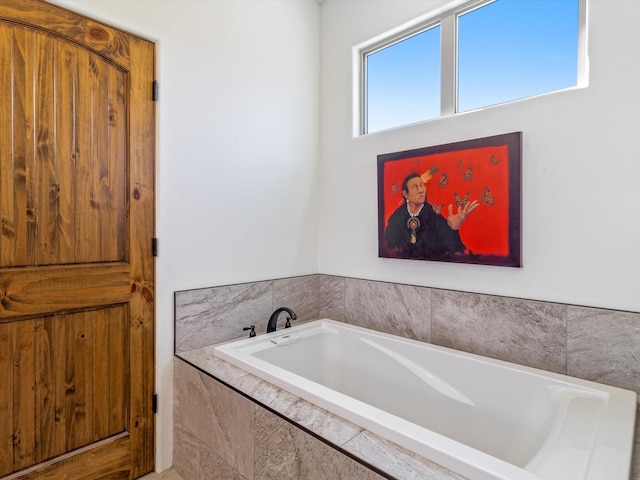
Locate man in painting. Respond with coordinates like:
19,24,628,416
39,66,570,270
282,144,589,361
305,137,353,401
384,172,479,259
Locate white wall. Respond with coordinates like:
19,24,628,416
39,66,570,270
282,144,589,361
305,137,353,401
319,0,640,314
44,0,640,473
50,0,320,471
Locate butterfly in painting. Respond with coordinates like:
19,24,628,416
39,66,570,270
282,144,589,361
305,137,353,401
439,173,449,188
453,191,469,207
481,187,495,205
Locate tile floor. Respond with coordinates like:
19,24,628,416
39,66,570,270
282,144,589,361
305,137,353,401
140,469,184,480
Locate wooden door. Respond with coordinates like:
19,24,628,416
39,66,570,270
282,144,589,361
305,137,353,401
0,1,155,479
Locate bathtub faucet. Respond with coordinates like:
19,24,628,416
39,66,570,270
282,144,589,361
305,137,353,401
267,307,297,333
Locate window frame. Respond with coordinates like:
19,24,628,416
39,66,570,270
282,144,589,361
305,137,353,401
359,0,587,136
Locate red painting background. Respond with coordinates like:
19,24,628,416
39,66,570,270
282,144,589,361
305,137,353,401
381,145,511,257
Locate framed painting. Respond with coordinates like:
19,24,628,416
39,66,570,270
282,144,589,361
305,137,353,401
377,132,522,267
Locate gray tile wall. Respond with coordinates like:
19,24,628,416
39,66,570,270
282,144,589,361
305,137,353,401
430,290,567,373
175,275,320,352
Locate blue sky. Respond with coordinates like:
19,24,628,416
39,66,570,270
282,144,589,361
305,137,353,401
366,0,579,133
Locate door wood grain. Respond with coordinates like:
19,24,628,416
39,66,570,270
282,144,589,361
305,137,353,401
0,1,155,478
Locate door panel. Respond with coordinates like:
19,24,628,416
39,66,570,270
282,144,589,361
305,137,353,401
0,1,155,478
0,308,128,466
0,23,127,266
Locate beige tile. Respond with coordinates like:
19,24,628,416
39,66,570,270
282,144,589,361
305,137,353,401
567,306,640,392
273,275,320,324
171,423,244,479
342,431,467,480
255,407,384,480
174,358,255,478
173,422,200,480
198,443,246,480
319,274,346,320
431,290,567,373
344,278,431,341
175,281,273,351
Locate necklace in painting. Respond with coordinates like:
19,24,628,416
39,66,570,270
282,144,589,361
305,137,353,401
406,203,424,244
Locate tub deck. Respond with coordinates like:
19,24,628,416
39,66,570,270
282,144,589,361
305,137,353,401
178,319,637,480
177,345,467,480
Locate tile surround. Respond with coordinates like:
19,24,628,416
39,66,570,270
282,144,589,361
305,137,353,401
318,274,346,320
567,306,640,392
431,290,567,373
273,275,321,322
173,358,255,478
175,274,640,479
174,280,272,352
343,278,431,342
254,407,385,480
173,421,245,480
173,356,388,480
341,431,466,480
175,275,320,352
172,424,200,480
175,353,469,480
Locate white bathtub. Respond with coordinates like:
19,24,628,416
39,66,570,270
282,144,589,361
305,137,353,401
214,319,636,480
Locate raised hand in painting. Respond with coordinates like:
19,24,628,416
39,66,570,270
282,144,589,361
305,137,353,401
447,199,479,231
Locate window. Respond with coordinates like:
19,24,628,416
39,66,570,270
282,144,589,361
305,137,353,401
361,0,585,135
365,25,441,134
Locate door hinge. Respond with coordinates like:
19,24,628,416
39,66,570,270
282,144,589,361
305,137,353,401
152,237,158,257
152,393,158,414
152,80,159,101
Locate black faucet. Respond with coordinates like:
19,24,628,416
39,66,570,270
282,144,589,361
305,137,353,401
267,307,297,333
